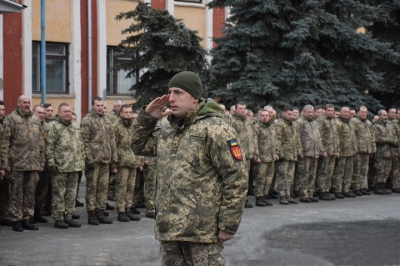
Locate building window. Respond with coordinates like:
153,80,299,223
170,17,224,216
32,42,69,93
175,0,202,3
107,46,139,95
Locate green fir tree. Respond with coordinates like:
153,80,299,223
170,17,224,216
113,1,209,105
208,0,400,111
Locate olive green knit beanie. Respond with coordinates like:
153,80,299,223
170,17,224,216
168,71,203,99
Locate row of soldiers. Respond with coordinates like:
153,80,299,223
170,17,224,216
221,102,400,207
0,96,157,232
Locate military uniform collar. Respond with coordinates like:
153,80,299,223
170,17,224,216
16,108,33,118
169,101,203,129
90,109,104,118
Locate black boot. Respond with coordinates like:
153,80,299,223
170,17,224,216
374,183,385,195
131,206,141,214
72,213,80,220
75,199,84,207
64,219,81,228
87,210,99,225
125,208,141,221
34,208,48,223
106,203,114,210
21,220,39,230
118,212,130,222
255,197,267,207
12,221,23,232
95,209,113,224
54,220,68,229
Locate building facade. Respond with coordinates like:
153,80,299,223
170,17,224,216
1,0,226,119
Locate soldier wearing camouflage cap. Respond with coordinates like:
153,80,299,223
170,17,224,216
132,71,248,265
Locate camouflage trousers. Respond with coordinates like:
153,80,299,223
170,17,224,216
317,155,336,193
35,170,50,210
51,172,78,220
115,167,137,212
144,165,157,215
134,169,145,205
351,153,370,190
160,241,225,266
276,160,296,196
388,156,400,189
374,157,392,184
254,162,274,197
293,161,300,192
297,157,318,199
0,178,11,220
332,156,353,193
85,163,109,211
108,172,116,199
7,171,39,221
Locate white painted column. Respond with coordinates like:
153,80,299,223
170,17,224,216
22,0,32,98
0,16,3,101
72,0,82,121
206,0,213,52
97,0,107,100
167,0,174,16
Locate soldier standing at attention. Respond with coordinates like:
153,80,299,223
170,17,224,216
297,105,323,203
0,100,10,228
45,103,85,229
108,100,123,124
254,110,277,207
350,106,375,196
332,106,357,199
113,104,141,222
275,105,302,205
81,97,117,225
5,95,45,232
132,71,247,265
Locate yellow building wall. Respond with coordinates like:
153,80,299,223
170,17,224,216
106,0,139,46
32,0,72,42
32,98,76,113
175,6,206,48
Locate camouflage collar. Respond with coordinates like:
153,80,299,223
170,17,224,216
53,114,71,126
282,117,292,125
355,115,366,122
339,117,350,123
16,108,33,118
90,109,104,118
259,119,273,127
119,116,133,127
233,114,246,121
169,102,203,129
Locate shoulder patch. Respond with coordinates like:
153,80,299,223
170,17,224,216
43,131,48,140
227,139,243,161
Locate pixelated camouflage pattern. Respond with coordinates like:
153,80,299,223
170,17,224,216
352,153,370,190
85,163,109,211
51,172,78,220
296,117,322,158
276,160,296,196
107,109,119,124
81,110,118,165
297,157,318,198
254,120,276,163
336,117,356,156
132,99,248,243
0,120,10,170
350,116,376,154
45,115,85,172
161,241,225,266
113,117,142,168
254,162,275,197
373,120,393,159
7,171,39,221
332,156,353,192
317,155,336,192
115,167,137,212
275,117,302,161
144,164,157,214
229,115,259,157
4,109,45,171
317,116,339,156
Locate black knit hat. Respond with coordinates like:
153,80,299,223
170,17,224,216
168,71,203,99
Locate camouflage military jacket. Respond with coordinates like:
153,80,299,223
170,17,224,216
0,120,10,170
336,117,356,156
45,115,85,172
81,110,118,165
387,118,400,156
296,117,322,158
4,109,45,171
350,116,376,154
229,115,259,158
132,99,248,244
107,109,119,124
373,120,393,159
113,117,142,168
275,117,302,161
254,120,277,163
318,116,339,156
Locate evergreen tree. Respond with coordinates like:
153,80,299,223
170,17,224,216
208,0,400,111
113,1,209,105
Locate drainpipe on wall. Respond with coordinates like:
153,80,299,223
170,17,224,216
88,0,92,110
40,0,46,104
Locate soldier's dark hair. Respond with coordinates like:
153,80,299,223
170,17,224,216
235,101,246,109
315,105,322,110
119,104,132,114
283,105,294,112
33,105,43,112
91,97,103,105
40,103,52,109
58,103,69,111
0,100,5,107
325,104,334,109
71,112,77,116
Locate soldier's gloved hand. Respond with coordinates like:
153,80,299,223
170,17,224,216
48,165,59,176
